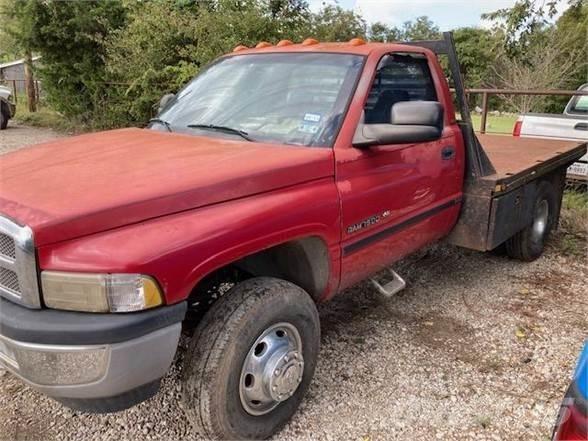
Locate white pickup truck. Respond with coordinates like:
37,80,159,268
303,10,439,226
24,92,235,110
514,84,588,183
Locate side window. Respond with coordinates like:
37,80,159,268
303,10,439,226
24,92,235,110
567,94,588,115
364,53,437,124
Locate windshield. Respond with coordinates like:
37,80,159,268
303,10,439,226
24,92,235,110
156,53,364,147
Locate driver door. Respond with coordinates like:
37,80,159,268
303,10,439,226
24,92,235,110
336,52,464,290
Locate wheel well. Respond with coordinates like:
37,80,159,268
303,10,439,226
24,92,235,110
185,237,329,324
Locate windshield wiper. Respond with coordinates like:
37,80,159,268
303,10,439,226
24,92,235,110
149,118,172,132
187,124,254,142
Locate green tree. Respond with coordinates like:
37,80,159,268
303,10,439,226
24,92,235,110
367,16,439,42
452,27,496,89
0,0,38,110
105,0,315,127
0,0,20,63
310,5,366,41
368,21,402,42
401,16,440,41
484,0,587,112
544,1,588,111
22,0,127,120
482,0,559,56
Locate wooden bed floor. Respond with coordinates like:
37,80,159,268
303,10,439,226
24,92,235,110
477,134,586,180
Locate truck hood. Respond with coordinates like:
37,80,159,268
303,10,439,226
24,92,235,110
0,128,334,246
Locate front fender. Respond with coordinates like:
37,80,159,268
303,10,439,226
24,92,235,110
38,178,341,304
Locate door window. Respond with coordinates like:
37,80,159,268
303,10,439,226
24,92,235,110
364,53,437,124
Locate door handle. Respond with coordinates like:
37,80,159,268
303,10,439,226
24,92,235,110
441,146,455,160
574,123,588,131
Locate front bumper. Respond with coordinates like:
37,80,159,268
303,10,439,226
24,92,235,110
0,297,186,412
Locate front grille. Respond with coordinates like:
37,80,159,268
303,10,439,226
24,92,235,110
0,233,16,260
0,267,19,293
0,216,40,308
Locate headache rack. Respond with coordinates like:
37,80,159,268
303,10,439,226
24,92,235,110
402,32,587,251
402,32,497,181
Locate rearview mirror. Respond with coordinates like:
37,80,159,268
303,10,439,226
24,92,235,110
158,93,175,113
353,101,444,148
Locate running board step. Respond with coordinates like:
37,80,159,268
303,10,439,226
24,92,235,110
371,269,406,298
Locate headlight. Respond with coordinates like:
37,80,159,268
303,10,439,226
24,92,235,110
41,271,163,313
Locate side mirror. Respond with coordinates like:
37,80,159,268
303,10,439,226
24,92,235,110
353,101,444,148
158,93,175,113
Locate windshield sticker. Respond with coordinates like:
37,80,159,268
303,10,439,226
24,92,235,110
303,113,322,123
297,123,320,134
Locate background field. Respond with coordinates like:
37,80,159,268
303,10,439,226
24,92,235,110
471,114,519,134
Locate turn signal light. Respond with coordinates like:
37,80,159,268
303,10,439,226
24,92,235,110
256,41,273,49
302,38,319,46
233,45,249,52
349,38,366,46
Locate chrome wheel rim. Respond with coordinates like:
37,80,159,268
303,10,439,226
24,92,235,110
239,322,304,416
531,199,549,242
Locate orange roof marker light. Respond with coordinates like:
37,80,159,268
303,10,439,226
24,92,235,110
349,38,366,46
276,39,294,47
302,38,319,46
233,45,249,52
256,41,273,49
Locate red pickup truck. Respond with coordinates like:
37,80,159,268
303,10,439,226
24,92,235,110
0,33,585,440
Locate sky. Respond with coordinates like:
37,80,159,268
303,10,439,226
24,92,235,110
308,0,569,30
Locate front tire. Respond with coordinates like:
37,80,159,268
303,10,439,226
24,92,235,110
181,277,320,440
506,180,559,261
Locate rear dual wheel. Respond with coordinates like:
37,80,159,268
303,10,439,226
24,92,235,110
181,277,320,440
506,180,559,261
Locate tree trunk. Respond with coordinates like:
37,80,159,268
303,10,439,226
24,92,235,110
24,50,36,113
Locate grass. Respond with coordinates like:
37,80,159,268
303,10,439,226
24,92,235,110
12,98,79,133
561,190,588,233
552,190,588,257
471,113,519,135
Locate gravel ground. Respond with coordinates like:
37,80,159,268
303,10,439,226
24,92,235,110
0,121,63,154
0,125,586,441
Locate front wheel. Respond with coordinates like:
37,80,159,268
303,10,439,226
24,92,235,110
506,180,559,261
181,277,320,440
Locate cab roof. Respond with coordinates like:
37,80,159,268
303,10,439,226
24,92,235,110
228,40,433,57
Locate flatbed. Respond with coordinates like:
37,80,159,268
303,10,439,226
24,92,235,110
479,135,587,189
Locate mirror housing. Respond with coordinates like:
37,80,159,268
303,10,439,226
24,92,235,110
157,93,175,114
353,101,444,148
